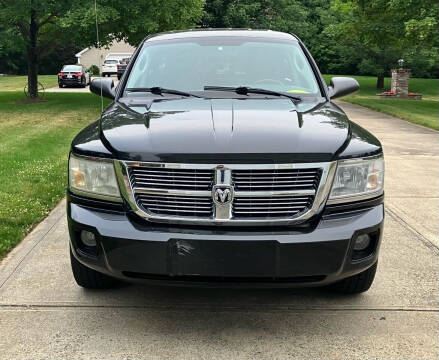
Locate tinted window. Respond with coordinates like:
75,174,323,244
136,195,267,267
62,65,82,72
104,60,118,64
126,37,319,95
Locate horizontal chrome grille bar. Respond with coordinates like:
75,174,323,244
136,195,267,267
234,206,306,210
234,202,309,206
234,196,310,201
131,169,212,175
142,203,212,209
234,190,315,197
137,198,211,206
148,208,212,214
233,210,301,214
234,184,314,188
131,173,212,180
133,180,211,186
233,175,317,180
133,188,212,197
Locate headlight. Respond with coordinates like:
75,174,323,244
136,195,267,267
328,155,384,204
69,154,121,202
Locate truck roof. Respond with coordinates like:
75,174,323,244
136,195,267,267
144,29,299,43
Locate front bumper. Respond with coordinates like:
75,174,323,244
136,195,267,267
101,67,117,74
59,77,83,85
67,195,384,288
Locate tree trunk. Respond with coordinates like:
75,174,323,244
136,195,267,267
376,74,385,90
27,2,39,98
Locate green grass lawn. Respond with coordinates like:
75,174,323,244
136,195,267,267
0,91,108,259
0,75,58,91
323,75,439,130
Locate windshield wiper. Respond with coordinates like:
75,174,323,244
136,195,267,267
204,86,302,103
125,87,202,98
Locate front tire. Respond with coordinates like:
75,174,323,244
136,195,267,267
330,262,377,294
58,83,63,88
70,248,116,289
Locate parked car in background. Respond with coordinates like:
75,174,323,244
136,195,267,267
117,57,130,80
102,53,133,77
70,30,384,294
101,59,119,77
58,65,90,88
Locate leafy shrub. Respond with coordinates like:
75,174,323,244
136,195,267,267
88,65,100,76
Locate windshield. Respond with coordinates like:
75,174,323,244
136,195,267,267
62,65,82,72
104,60,118,64
125,37,320,96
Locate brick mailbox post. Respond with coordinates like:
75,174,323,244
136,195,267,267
391,69,410,98
378,60,422,99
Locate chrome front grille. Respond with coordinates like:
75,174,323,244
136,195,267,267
232,196,314,218
129,167,214,191
136,194,213,217
117,161,337,226
232,168,321,191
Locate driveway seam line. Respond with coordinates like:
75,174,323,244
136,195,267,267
385,207,439,254
0,304,438,313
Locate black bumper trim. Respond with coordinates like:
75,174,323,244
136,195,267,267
123,272,326,283
323,194,384,216
67,190,125,212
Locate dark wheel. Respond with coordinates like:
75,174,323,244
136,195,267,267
70,248,116,289
117,74,121,80
330,262,377,294
59,83,63,88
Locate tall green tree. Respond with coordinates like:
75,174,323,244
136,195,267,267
326,0,439,88
201,0,360,76
0,0,204,98
0,0,78,98
202,0,311,40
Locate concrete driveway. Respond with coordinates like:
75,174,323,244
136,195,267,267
0,102,437,359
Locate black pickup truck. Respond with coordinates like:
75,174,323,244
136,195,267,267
68,30,384,294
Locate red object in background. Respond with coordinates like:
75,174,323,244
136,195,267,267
58,73,64,76
75,73,83,77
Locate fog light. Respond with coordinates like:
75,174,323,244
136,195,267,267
353,234,371,251
80,230,96,247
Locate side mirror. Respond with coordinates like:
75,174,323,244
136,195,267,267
328,77,359,99
90,78,115,99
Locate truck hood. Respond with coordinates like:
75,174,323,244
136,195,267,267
99,97,351,163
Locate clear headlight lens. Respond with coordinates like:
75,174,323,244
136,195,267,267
329,156,384,203
69,154,121,201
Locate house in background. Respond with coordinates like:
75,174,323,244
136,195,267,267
75,40,136,70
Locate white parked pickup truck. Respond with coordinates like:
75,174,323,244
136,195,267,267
101,53,133,77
